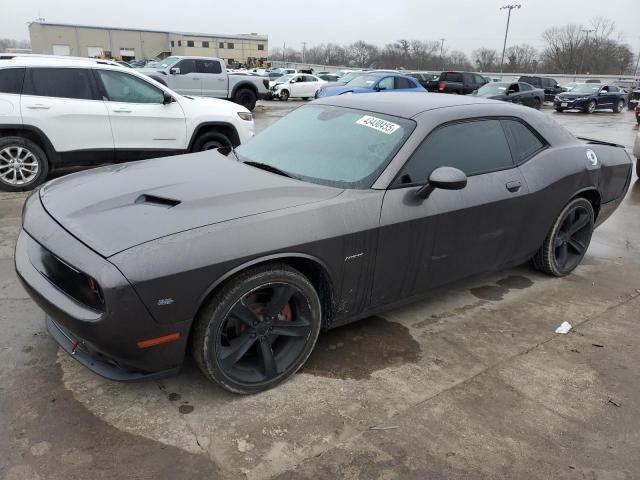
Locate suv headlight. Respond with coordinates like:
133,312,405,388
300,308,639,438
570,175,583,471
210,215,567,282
237,112,253,121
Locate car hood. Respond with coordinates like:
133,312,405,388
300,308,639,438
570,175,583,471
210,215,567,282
318,85,372,97
39,151,342,257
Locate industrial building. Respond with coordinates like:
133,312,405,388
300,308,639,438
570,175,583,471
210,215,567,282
28,21,268,65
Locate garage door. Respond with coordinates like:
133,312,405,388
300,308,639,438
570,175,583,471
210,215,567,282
52,45,71,56
120,49,135,57
87,46,104,58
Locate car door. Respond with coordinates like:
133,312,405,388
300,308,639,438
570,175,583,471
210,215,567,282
197,59,228,98
288,75,306,97
597,85,614,107
96,69,187,161
370,118,529,306
306,75,323,96
20,67,114,162
169,59,201,96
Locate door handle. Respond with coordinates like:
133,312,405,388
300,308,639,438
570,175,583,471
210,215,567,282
113,108,132,113
26,104,50,110
192,77,200,80
218,78,225,82
506,180,522,192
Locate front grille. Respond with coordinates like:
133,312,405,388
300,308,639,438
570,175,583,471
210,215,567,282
28,241,105,311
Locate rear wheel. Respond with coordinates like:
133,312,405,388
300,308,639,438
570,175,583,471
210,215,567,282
191,131,232,152
0,136,49,192
531,197,594,277
612,99,625,113
532,98,541,110
584,100,597,114
191,263,322,394
234,88,257,111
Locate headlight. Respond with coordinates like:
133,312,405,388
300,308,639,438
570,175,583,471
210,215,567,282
237,112,253,121
576,97,588,101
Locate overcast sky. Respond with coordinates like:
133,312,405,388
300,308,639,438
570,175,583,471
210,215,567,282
2,0,638,55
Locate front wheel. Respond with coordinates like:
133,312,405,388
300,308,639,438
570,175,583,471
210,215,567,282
191,263,322,394
279,90,290,101
0,136,49,192
234,88,257,111
584,99,597,114
191,131,232,152
532,98,541,110
531,197,594,277
555,107,564,113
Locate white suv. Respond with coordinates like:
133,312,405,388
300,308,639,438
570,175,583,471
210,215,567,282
0,56,255,191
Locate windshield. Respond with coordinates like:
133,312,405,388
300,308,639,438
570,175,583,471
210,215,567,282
339,72,362,83
478,83,508,95
235,105,415,189
157,56,181,69
275,74,294,82
570,84,600,94
346,75,380,88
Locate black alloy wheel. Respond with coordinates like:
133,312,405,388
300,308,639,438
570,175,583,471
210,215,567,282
531,197,594,277
191,264,321,394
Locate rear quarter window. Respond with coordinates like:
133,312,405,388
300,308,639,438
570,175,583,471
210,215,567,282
0,68,25,94
501,119,545,163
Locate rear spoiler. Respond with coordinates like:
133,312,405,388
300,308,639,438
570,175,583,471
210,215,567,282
577,137,625,148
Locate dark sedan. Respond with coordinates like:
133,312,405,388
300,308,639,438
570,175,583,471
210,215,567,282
16,94,633,394
554,83,627,113
473,82,544,109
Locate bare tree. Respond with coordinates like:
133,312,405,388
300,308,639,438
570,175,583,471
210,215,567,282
348,41,379,68
0,38,30,51
473,47,498,72
505,44,537,72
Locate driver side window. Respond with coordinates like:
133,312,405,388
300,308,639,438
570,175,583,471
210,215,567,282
98,70,165,104
176,59,197,75
378,77,395,90
396,119,514,186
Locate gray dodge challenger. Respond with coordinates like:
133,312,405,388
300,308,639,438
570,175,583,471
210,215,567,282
16,93,633,394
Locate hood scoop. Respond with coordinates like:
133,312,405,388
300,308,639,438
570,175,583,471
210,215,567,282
135,194,181,208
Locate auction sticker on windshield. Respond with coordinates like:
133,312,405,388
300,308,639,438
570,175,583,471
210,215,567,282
356,116,401,135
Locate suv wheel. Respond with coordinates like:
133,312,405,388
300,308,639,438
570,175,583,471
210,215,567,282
0,136,49,192
612,99,625,113
192,131,232,152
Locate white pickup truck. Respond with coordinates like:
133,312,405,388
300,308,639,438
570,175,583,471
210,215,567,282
139,56,270,111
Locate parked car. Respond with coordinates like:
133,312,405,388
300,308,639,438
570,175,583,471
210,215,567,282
517,76,563,102
269,74,327,101
16,92,632,393
612,79,638,93
316,72,425,98
115,61,133,68
138,56,270,111
626,88,640,111
554,83,627,113
585,79,601,84
407,72,438,89
317,74,340,82
426,71,488,95
473,82,544,109
0,56,254,191
314,71,370,97
561,82,579,92
635,102,640,125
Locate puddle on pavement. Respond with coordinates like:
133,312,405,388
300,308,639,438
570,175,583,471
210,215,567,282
470,275,533,301
302,316,420,380
411,299,487,329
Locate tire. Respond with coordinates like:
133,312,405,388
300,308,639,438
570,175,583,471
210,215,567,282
233,88,257,111
612,99,625,113
531,197,595,277
555,107,564,113
584,99,597,114
191,263,322,394
532,98,541,110
191,131,232,152
636,158,640,178
280,90,290,101
0,136,49,192
302,97,309,101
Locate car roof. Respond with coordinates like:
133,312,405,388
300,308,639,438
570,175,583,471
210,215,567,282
314,91,518,118
0,54,122,68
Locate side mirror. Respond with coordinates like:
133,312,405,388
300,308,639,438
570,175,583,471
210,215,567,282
162,91,173,104
416,166,467,199
169,67,180,75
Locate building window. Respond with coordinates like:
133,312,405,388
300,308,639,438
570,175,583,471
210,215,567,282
171,40,174,47
258,44,264,51
219,42,224,49
178,40,182,47
202,41,209,48
187,40,194,47
227,58,235,64
227,43,234,49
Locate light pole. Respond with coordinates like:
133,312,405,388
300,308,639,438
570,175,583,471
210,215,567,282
499,4,521,77
578,29,594,77
302,41,307,64
439,38,446,70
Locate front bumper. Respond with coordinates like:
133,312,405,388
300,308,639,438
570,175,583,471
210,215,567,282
554,98,588,109
15,193,189,381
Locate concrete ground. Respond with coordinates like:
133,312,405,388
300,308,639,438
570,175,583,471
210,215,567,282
1,102,639,480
